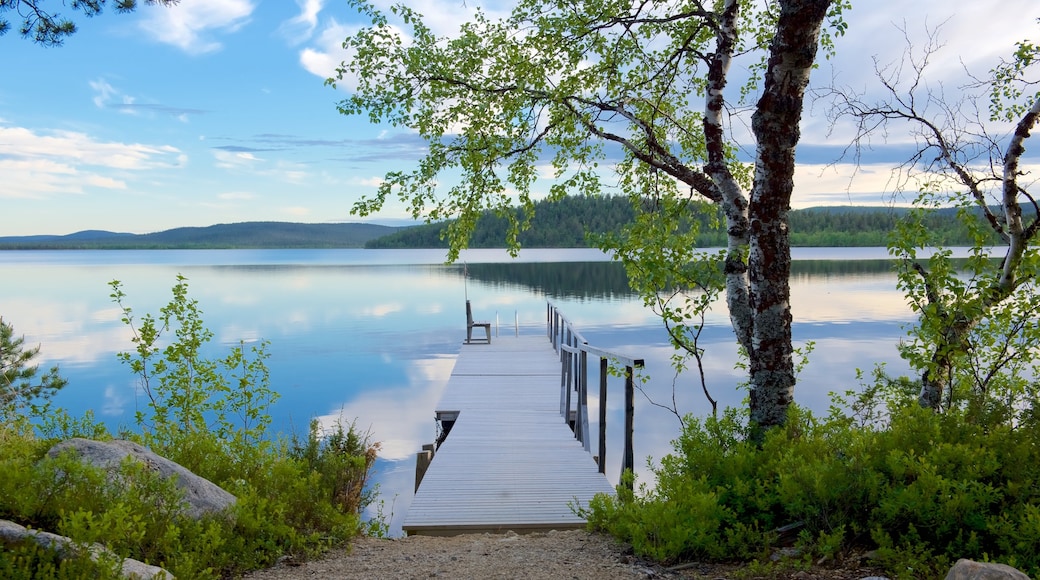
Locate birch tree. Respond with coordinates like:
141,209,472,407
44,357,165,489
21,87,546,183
333,0,848,432
828,27,1040,414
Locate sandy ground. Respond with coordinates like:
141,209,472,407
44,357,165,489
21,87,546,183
241,530,889,580
242,530,661,579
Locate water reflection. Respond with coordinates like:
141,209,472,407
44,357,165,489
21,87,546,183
0,248,917,535
464,262,635,299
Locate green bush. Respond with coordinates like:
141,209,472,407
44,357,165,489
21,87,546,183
0,538,122,580
586,399,1040,578
0,277,382,578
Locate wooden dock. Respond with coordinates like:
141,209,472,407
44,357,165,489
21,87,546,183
401,334,616,536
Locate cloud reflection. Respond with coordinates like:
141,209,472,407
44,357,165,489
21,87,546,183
315,355,456,461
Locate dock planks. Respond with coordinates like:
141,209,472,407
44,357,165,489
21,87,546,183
401,335,615,536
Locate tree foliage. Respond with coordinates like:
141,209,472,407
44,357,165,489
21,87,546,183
827,22,1040,413
0,0,178,46
0,317,66,417
334,0,849,432
109,275,278,478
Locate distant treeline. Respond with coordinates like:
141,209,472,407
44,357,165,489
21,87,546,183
366,196,1011,249
1,200,1012,251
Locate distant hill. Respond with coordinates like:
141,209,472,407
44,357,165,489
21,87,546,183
2,200,1014,250
0,222,400,250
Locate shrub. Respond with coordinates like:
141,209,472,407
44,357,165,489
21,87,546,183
0,276,382,578
586,398,1040,578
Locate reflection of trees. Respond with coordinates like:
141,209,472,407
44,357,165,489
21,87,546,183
791,260,894,278
790,258,988,280
461,259,913,299
461,262,635,300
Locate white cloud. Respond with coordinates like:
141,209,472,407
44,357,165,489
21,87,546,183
213,149,261,169
0,124,183,199
276,169,309,183
298,19,358,84
355,176,385,187
280,0,325,44
89,78,121,109
283,206,311,217
85,175,128,189
792,162,903,208
139,0,255,55
832,1,1040,89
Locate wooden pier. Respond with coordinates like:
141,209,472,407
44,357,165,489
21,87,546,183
401,305,642,536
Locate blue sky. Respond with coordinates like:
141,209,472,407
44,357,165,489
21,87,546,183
1,0,1037,236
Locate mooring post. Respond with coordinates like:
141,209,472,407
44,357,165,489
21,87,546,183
415,447,433,493
598,357,608,475
563,348,573,424
578,348,591,452
621,364,635,489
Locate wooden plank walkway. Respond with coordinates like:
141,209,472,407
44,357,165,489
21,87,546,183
401,335,615,536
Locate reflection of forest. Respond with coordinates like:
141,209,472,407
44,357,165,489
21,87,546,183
461,259,904,300
463,262,634,300
791,259,895,277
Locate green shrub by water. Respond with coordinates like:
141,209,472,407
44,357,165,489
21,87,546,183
584,400,1040,579
0,277,381,579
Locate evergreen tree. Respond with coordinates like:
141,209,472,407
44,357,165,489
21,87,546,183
0,317,66,413
0,0,177,46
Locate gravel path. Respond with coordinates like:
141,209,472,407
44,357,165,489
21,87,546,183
242,530,665,580
241,529,894,579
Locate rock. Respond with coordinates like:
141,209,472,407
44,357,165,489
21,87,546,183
0,519,173,579
47,438,235,520
770,546,802,562
945,559,1030,580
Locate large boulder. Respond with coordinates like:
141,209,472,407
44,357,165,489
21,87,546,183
0,519,173,579
945,559,1031,580
47,438,236,520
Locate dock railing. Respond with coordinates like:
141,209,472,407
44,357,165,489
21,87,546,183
546,302,644,485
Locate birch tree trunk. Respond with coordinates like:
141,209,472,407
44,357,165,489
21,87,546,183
743,0,831,430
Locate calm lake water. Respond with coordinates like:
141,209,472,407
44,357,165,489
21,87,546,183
0,247,920,534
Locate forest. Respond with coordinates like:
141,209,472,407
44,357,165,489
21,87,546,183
365,195,1008,249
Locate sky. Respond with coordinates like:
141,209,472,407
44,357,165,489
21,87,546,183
1,0,1038,236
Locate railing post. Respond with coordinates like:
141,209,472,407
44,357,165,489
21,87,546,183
564,348,573,425
578,348,590,452
598,357,608,475
572,344,581,442
559,346,569,416
547,301,641,485
621,364,635,489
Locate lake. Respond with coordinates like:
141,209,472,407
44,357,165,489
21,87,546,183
0,247,919,534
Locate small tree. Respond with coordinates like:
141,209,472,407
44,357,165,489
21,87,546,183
827,25,1040,414
0,316,66,417
109,275,277,478
0,0,178,46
